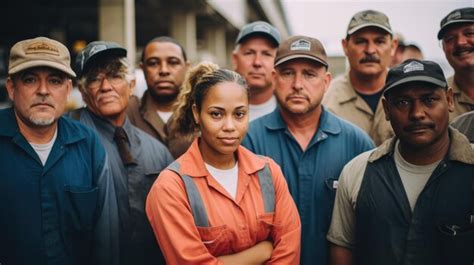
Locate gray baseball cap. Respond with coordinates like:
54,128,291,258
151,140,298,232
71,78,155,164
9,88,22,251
235,21,281,46
75,41,127,77
347,10,392,36
437,7,474,40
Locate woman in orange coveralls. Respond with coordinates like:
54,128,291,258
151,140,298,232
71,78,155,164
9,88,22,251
146,62,301,265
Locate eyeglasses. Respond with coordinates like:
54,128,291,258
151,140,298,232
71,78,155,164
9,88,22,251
86,72,127,90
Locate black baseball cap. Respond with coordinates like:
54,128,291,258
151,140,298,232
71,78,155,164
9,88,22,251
75,41,127,77
235,21,281,46
383,59,447,96
438,7,474,40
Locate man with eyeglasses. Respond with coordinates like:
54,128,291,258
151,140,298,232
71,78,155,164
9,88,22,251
0,37,119,265
438,7,474,120
70,41,173,265
243,35,374,265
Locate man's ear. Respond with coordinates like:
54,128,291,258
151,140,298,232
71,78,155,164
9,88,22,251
342,38,349,57
6,77,15,102
323,70,332,94
129,79,136,97
390,38,399,57
231,50,239,71
446,87,454,112
382,97,391,121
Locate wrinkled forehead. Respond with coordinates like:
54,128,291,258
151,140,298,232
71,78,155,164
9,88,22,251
144,41,185,60
13,66,68,79
386,82,445,98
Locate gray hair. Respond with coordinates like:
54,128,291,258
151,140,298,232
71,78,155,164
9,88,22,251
77,56,135,91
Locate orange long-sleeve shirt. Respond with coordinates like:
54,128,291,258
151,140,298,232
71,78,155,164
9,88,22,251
146,139,301,265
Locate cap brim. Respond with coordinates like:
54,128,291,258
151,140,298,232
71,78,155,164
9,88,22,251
347,23,393,35
275,54,328,67
9,60,76,77
78,47,127,77
437,19,474,39
384,76,447,96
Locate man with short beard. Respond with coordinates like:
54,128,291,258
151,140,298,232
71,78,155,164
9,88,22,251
0,37,119,265
438,7,474,120
127,36,192,158
243,35,374,265
323,10,398,146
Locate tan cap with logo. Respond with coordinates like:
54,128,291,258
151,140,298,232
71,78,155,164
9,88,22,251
347,10,392,36
274,35,328,67
8,36,76,77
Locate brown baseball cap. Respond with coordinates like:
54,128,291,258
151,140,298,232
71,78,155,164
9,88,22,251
274,35,328,67
8,37,76,77
346,10,392,36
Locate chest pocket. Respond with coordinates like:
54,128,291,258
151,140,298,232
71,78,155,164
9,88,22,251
167,160,276,252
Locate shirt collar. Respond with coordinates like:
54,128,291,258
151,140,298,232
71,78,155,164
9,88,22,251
337,72,359,103
85,108,136,144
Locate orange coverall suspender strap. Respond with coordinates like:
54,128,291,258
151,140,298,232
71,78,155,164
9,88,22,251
166,158,276,227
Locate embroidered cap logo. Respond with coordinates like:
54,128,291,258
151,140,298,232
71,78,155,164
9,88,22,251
25,41,60,56
290,39,311,51
403,61,424,73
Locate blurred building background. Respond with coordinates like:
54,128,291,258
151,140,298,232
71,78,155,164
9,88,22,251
0,0,291,107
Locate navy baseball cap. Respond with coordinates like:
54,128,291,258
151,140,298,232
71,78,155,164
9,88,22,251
438,7,474,40
383,59,447,96
235,21,281,46
75,41,127,77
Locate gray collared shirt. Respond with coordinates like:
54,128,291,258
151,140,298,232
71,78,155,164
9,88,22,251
70,108,174,264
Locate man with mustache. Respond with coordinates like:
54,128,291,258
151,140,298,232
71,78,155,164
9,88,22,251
232,21,281,121
323,10,398,146
127,36,192,158
70,41,174,265
438,7,474,120
243,35,374,265
327,59,474,265
0,37,119,265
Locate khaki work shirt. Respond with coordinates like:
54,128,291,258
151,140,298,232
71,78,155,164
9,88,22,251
448,76,474,121
323,73,394,146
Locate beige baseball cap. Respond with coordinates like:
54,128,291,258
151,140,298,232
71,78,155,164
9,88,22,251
8,36,76,77
346,10,392,36
274,35,328,67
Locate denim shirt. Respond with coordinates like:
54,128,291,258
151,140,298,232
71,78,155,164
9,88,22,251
243,107,374,265
0,108,119,265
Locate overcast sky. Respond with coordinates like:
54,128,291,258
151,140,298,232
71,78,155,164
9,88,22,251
281,0,472,76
